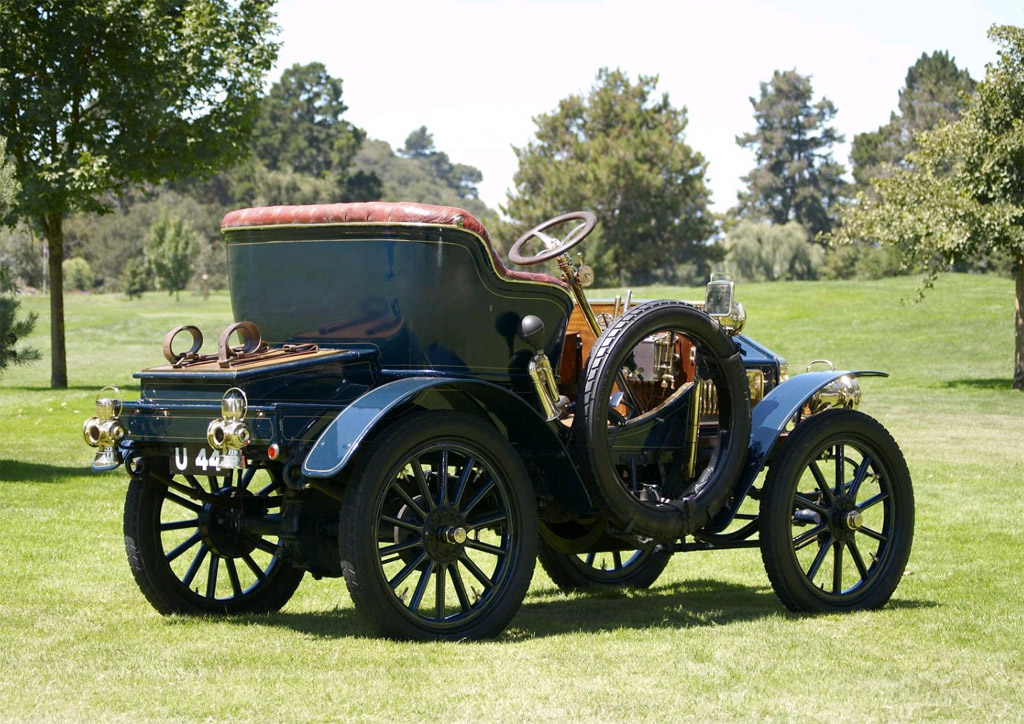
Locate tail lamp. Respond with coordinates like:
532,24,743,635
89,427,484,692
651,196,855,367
206,387,250,469
82,386,125,470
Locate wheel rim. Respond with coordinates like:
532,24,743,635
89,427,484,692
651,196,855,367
371,441,518,631
156,464,287,603
786,438,896,601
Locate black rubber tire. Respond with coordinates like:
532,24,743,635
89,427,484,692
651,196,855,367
123,459,304,615
759,409,914,612
575,300,751,540
339,412,538,641
538,539,671,591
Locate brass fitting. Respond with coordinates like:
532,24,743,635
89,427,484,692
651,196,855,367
82,387,125,470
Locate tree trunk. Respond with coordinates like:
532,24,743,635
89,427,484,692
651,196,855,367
1015,254,1024,391
1016,255,1024,391
43,213,67,389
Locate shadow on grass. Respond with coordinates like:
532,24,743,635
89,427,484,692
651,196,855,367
3,384,108,393
219,577,938,642
0,459,84,483
941,378,1016,391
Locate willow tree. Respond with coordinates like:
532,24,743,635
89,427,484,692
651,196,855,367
835,25,1024,390
0,1,278,387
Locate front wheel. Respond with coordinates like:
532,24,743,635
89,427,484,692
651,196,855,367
759,409,914,612
339,412,538,640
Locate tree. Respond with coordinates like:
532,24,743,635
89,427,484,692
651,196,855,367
735,70,847,237
0,137,39,375
504,68,714,284
726,221,823,281
0,0,277,387
834,25,1024,390
851,52,976,189
253,62,370,192
146,214,197,301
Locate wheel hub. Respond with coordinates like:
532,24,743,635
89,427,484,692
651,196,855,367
423,506,468,563
198,487,258,558
829,496,861,542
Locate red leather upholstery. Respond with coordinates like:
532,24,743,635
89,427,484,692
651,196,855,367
221,202,566,288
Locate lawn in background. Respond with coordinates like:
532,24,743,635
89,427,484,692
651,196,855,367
1,275,1022,722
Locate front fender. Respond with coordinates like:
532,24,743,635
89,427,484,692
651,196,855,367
703,370,887,533
301,376,591,512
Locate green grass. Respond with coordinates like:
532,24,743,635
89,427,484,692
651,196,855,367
2,276,1023,722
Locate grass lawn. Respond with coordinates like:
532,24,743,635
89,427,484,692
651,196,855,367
1,274,1022,722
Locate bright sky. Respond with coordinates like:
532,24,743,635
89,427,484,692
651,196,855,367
273,0,1022,215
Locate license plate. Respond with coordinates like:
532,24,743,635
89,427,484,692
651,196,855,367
172,445,242,475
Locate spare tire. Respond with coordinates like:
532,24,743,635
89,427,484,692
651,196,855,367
574,300,751,540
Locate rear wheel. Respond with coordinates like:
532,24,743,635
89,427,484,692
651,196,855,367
759,409,914,612
123,459,304,615
339,412,538,640
538,539,671,591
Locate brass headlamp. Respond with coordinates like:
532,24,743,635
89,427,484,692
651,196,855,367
206,387,250,469
82,386,125,470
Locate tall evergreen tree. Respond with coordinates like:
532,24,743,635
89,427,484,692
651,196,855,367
735,70,847,237
851,52,975,189
505,68,714,283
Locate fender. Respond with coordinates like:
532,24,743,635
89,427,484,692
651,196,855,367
300,376,591,512
702,370,887,533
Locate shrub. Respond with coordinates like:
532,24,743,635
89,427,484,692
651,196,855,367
62,257,95,291
725,221,822,281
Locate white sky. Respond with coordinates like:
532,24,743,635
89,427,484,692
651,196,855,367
273,0,1023,215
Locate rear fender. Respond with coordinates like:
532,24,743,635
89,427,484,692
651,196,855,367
300,377,591,512
703,370,887,533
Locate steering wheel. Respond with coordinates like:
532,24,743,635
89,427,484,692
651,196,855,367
508,211,597,266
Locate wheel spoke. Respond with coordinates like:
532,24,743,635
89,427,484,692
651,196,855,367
450,561,472,612
379,536,424,557
184,474,203,492
451,457,476,507
792,522,828,550
381,514,421,532
226,558,244,597
207,474,220,491
848,456,873,498
585,551,596,567
164,491,202,514
392,483,428,520
832,541,843,594
858,526,888,543
388,550,427,590
242,553,266,581
793,493,828,516
463,538,507,558
857,491,889,512
252,537,278,556
805,535,832,583
408,562,434,612
206,554,220,599
848,539,870,581
437,450,449,506
809,461,835,505
238,466,257,491
181,543,209,588
461,478,497,517
160,518,199,532
411,460,434,511
465,511,507,530
459,552,494,590
435,563,447,620
165,532,201,563
834,444,846,496
612,550,623,570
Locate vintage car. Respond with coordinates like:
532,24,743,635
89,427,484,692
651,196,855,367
83,202,914,640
